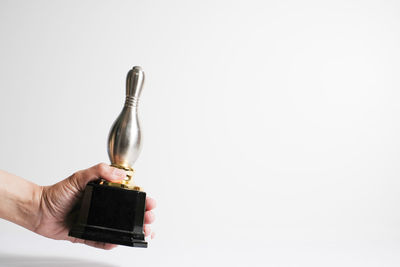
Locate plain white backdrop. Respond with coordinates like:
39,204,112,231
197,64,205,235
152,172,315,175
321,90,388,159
1,0,400,266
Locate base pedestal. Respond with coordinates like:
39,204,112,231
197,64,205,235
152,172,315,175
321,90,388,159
68,181,147,248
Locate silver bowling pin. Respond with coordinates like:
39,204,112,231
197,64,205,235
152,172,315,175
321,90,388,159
107,66,145,187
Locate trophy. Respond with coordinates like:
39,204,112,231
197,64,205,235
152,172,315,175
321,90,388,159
69,66,148,248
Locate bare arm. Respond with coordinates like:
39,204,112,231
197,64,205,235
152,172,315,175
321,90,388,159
0,170,42,232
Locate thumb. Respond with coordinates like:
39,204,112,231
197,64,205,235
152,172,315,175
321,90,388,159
71,163,126,191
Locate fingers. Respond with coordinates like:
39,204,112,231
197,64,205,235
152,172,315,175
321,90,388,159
69,237,117,250
144,224,151,237
83,240,117,250
72,163,126,190
144,224,156,239
144,210,155,224
103,243,118,250
146,197,157,211
144,197,156,238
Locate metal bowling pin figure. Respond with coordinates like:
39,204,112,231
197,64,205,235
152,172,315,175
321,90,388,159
107,66,145,189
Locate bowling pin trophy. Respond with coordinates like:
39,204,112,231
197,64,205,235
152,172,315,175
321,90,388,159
69,66,148,248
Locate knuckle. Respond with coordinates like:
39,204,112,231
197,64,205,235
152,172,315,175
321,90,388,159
67,172,80,188
96,163,109,173
72,171,81,178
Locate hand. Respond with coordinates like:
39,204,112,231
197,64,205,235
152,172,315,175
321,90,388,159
35,163,156,250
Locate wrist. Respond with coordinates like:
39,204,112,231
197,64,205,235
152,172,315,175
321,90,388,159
22,183,43,232
0,170,43,232
11,182,43,232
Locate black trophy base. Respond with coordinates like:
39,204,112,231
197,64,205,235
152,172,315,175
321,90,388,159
68,181,147,248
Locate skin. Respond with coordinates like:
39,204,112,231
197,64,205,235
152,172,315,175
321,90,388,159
0,163,156,250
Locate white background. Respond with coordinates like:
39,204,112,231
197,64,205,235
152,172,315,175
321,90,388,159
1,0,400,266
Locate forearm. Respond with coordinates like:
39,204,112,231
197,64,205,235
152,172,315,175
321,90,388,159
0,170,42,232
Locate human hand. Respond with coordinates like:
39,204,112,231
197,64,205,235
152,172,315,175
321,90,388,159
35,163,156,249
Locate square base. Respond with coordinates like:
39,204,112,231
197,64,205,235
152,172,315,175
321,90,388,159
68,181,147,248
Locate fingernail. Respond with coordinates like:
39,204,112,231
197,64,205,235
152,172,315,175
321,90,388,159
111,168,126,180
